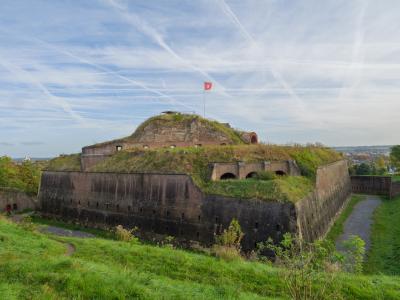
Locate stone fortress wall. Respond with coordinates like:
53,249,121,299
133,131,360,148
350,176,400,198
39,160,351,250
295,160,351,241
0,188,37,213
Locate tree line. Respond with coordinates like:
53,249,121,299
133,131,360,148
0,156,42,196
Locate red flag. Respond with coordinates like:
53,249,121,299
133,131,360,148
204,81,212,90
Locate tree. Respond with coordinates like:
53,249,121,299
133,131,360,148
374,156,387,175
390,145,400,170
355,163,371,175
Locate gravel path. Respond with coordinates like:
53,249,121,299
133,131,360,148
336,195,381,252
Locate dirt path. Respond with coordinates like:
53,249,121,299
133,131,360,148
64,242,76,256
9,214,93,256
336,195,381,252
39,226,95,256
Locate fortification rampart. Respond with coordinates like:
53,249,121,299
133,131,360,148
351,176,392,197
0,188,37,213
39,160,351,249
295,160,351,241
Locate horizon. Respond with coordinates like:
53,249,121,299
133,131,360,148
1,0,400,157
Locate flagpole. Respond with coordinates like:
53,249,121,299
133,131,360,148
203,88,206,118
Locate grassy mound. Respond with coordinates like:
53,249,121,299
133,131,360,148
0,216,399,299
130,113,246,144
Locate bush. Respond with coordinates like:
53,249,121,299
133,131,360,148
260,233,342,300
213,219,244,261
114,225,139,243
341,235,365,274
215,219,243,249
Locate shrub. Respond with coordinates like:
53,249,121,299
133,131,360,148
114,225,139,243
341,235,365,274
213,219,244,261
215,219,243,249
261,233,342,300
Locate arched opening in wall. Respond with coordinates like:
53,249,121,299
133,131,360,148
250,134,258,144
116,145,122,152
220,172,236,180
12,203,17,210
220,143,226,145
275,170,286,176
245,172,258,179
170,145,176,149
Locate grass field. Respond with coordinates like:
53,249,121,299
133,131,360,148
392,175,400,182
1,216,400,299
365,195,400,275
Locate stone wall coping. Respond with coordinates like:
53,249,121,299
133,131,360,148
315,159,346,170
43,170,189,176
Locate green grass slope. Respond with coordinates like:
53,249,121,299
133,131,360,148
0,216,399,299
365,196,400,275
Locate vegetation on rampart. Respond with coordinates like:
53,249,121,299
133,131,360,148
46,153,81,172
0,156,41,195
88,144,340,202
130,113,246,144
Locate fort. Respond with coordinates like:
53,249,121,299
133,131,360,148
39,112,352,250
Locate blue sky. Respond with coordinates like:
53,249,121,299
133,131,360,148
0,0,399,157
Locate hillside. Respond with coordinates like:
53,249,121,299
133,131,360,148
46,144,342,202
0,215,399,299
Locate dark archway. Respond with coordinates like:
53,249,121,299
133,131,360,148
275,170,286,176
245,172,258,179
250,134,258,144
220,172,236,180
